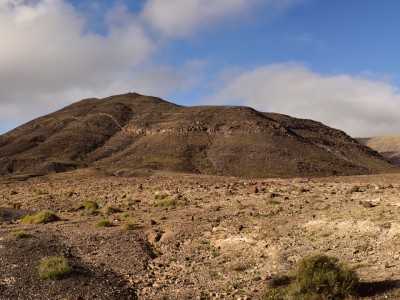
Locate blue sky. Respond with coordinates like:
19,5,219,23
1,0,400,137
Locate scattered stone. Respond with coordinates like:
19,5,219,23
360,201,374,208
347,186,360,194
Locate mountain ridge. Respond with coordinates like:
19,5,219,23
0,92,397,178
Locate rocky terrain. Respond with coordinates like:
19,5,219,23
358,136,400,167
0,92,397,179
1,169,400,299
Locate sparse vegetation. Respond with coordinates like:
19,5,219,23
209,269,220,280
95,219,113,227
119,212,135,219
124,222,141,230
211,251,221,257
8,231,30,238
72,200,100,215
154,195,184,207
104,205,122,214
80,200,99,210
154,194,168,200
22,211,60,224
268,200,281,205
232,263,248,272
38,257,73,280
35,189,47,196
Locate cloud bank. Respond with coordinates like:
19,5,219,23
0,0,153,121
208,63,400,137
141,0,307,37
0,0,306,132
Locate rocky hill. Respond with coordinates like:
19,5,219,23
358,136,400,167
0,92,397,178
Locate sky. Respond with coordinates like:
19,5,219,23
1,0,400,137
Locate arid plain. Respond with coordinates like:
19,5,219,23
1,169,400,299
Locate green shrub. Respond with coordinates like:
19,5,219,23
9,231,30,238
264,255,359,300
124,222,141,230
22,211,60,224
268,200,281,205
154,194,168,200
104,205,121,214
232,263,248,272
154,195,185,207
119,212,135,219
80,201,99,210
38,257,73,280
95,219,113,227
66,206,75,213
74,201,99,215
292,254,358,299
35,189,47,196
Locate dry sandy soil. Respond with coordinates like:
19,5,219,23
1,169,400,299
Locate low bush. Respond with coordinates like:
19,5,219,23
8,231,30,238
72,201,100,215
293,254,358,299
264,254,359,300
35,189,47,196
104,205,121,214
38,257,73,280
154,195,185,207
22,211,60,224
79,201,99,210
95,219,113,227
154,194,168,200
124,222,141,230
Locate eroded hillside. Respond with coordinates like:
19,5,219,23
0,93,397,178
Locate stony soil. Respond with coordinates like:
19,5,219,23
1,170,400,299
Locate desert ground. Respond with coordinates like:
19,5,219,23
1,169,400,299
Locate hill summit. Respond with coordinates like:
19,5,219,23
0,93,396,178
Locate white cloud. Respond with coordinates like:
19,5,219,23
207,63,400,137
141,0,304,38
0,0,154,125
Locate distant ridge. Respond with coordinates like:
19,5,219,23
358,136,400,167
0,92,397,178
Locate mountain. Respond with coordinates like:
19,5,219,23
0,92,397,178
357,136,400,167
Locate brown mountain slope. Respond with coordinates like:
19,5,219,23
0,92,397,178
358,136,400,167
